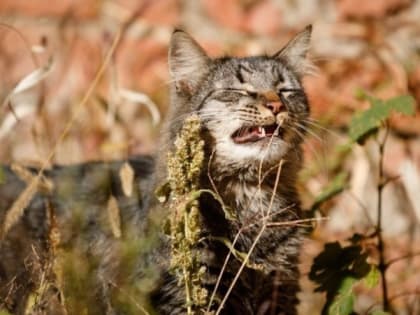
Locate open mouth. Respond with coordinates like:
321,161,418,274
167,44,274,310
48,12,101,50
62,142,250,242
231,123,283,144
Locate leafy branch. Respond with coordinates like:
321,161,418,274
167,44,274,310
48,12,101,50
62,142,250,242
309,92,415,315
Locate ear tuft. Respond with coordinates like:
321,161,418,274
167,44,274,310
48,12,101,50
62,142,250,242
274,25,315,76
169,30,210,93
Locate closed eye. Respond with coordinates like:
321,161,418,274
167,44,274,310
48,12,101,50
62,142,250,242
278,88,301,97
198,88,254,109
213,89,259,103
213,93,241,102
278,88,301,105
278,88,301,95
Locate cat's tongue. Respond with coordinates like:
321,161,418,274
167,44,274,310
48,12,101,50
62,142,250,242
232,125,278,144
233,127,261,143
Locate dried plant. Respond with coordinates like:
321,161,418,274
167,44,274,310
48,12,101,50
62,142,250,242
160,115,208,314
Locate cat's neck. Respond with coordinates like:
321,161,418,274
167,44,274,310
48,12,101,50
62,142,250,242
204,150,302,224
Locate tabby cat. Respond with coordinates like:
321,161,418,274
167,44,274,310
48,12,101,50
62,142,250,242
0,26,313,315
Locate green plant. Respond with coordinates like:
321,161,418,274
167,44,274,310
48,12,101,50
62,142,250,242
309,92,415,315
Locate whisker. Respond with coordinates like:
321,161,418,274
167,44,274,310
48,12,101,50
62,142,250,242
301,118,342,139
289,125,320,159
289,124,334,177
293,121,324,143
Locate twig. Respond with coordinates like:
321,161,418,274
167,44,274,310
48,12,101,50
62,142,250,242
1,30,122,239
376,122,391,312
0,23,39,68
214,221,268,315
386,252,420,268
206,228,241,313
108,280,151,315
215,159,283,315
206,203,300,313
266,217,329,227
257,127,281,216
365,289,420,314
345,190,375,227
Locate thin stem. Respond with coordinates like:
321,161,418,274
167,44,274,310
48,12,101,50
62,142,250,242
1,30,122,239
215,224,268,315
214,159,283,315
386,252,420,268
377,122,390,312
206,229,242,313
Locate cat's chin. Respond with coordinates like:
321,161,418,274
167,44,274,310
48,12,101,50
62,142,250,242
214,137,290,169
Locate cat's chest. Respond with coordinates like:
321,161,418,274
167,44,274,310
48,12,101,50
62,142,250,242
223,181,285,221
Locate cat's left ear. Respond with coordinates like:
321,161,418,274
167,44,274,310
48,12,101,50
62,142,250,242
273,25,314,76
169,30,210,94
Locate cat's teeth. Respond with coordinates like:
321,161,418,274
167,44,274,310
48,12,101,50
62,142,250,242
259,126,266,136
274,129,279,136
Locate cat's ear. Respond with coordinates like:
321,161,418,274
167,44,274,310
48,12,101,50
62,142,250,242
169,30,210,94
273,25,314,76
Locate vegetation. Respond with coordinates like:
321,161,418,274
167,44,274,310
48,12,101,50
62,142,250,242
309,93,416,315
160,115,208,314
1,1,419,314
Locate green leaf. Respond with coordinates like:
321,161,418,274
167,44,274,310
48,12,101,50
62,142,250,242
348,94,415,144
385,95,416,115
310,242,370,292
309,242,371,315
310,172,348,212
327,277,356,315
364,266,380,289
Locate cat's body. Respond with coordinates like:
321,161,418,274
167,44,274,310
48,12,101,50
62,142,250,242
0,158,154,314
0,26,313,314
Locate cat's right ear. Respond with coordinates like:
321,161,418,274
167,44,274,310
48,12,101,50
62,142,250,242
273,25,314,76
169,30,210,94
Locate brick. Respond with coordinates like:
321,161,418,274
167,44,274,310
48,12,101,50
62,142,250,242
111,0,180,26
202,0,246,33
245,0,283,36
142,0,180,26
0,0,100,19
115,38,168,94
336,0,412,19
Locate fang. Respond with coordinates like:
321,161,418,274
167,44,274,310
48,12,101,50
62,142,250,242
261,127,266,137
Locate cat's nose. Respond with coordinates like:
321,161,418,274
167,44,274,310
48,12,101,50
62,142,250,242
260,90,284,115
265,101,284,115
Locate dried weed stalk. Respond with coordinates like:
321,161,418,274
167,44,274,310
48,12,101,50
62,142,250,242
0,30,122,240
162,115,207,315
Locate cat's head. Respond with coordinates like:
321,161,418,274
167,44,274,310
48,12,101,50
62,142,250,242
168,26,313,177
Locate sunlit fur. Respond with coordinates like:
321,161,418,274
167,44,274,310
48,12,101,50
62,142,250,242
152,26,313,315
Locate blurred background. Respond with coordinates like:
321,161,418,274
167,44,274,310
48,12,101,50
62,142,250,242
0,0,419,314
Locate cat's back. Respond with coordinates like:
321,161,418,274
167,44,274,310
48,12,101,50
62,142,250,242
0,156,154,313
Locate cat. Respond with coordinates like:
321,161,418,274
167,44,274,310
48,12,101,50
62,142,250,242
0,159,155,314
153,25,313,315
0,25,313,315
